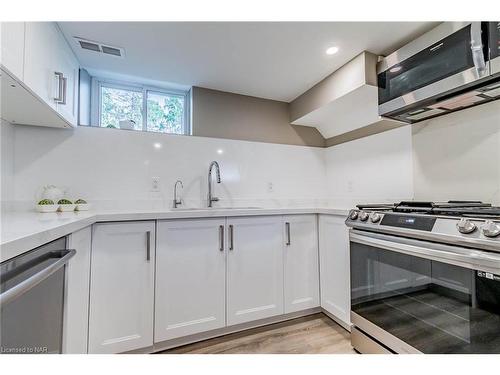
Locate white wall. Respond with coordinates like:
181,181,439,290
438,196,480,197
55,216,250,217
1,120,15,203
3,100,499,211
8,125,328,209
324,125,414,207
412,100,500,205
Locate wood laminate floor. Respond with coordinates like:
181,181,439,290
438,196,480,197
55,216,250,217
160,313,356,354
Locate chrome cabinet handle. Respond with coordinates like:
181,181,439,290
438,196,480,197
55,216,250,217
219,225,224,251
470,22,487,77
146,231,151,261
60,76,67,105
0,249,76,305
285,222,291,246
54,72,64,102
229,224,234,250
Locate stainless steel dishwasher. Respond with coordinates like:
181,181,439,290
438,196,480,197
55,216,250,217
0,237,75,354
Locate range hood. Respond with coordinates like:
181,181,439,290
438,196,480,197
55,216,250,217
378,22,500,123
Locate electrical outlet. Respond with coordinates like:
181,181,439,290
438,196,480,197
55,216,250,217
267,182,274,193
347,180,354,193
151,177,160,192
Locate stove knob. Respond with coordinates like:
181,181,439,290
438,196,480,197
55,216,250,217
349,210,359,220
456,218,476,234
359,211,369,221
482,220,500,238
370,212,382,223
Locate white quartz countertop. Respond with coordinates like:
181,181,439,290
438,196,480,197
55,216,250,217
1,206,349,262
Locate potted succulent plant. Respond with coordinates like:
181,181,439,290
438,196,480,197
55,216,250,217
36,199,58,213
57,198,76,212
75,198,91,211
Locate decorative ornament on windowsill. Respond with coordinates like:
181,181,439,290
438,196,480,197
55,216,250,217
119,119,136,130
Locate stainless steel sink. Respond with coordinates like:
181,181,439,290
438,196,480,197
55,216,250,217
173,206,262,211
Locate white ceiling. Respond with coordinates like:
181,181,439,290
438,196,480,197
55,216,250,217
58,22,438,102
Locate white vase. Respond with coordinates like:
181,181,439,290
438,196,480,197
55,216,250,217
40,185,64,203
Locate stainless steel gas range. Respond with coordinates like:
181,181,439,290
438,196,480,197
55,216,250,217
345,201,500,354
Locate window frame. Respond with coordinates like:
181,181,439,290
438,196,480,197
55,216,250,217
90,77,191,135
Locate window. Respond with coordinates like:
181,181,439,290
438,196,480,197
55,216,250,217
91,78,190,134
147,91,185,134
100,85,143,131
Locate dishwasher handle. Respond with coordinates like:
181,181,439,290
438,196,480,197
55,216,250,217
0,249,76,305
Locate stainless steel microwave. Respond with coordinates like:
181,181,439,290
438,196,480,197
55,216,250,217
378,22,500,123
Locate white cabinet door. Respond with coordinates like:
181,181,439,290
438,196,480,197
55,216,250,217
63,226,91,354
23,22,59,110
319,214,350,326
283,215,320,313
53,26,79,126
226,216,284,325
155,218,226,342
0,22,25,79
88,222,155,354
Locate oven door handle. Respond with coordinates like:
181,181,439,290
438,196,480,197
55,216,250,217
350,231,500,273
0,249,76,305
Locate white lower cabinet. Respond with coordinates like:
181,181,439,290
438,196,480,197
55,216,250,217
155,218,226,342
318,214,350,326
226,216,284,325
63,226,92,354
283,215,320,313
88,221,155,354
85,214,330,351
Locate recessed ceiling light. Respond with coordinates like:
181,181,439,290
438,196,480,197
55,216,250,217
153,142,162,149
217,149,224,155
389,66,402,73
325,46,339,55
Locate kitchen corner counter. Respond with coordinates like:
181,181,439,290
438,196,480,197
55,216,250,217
1,207,349,262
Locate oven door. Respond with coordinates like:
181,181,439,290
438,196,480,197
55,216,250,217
378,22,490,117
350,230,500,354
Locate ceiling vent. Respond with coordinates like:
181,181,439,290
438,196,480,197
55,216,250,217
73,37,125,58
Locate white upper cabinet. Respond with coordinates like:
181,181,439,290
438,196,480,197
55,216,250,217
53,28,79,126
20,22,79,127
23,22,59,111
0,22,25,79
226,216,284,325
283,215,320,313
155,218,226,342
88,222,155,354
319,214,350,327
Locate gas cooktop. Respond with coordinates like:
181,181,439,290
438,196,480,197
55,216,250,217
346,201,500,253
356,201,500,218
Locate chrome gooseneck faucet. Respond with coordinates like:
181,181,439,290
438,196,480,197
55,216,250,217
173,180,183,208
207,161,221,208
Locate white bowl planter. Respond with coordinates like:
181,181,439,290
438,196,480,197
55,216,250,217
75,203,91,211
36,204,58,213
58,204,76,212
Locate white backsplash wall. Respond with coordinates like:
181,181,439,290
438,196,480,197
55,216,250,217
1,120,15,203
324,125,414,207
4,100,499,212
8,125,328,209
412,100,500,205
